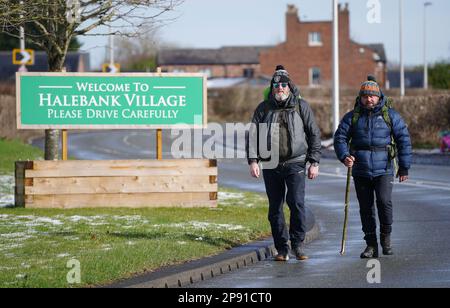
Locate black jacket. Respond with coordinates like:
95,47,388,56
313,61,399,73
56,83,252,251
246,85,321,165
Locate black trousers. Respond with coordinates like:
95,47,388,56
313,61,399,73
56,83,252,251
263,163,306,253
354,175,394,244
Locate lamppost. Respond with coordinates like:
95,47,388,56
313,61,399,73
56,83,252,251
332,0,339,134
18,0,27,72
399,0,404,97
423,2,432,90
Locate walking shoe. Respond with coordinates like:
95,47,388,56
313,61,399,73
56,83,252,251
293,246,309,261
360,245,379,259
274,251,289,261
380,233,394,255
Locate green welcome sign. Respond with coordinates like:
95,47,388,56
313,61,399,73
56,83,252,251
16,73,207,129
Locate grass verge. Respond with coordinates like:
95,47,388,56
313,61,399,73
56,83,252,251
0,190,270,288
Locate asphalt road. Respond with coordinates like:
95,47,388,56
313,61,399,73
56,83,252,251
32,130,450,287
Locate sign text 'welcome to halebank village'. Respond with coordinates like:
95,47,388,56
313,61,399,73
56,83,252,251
16,73,207,129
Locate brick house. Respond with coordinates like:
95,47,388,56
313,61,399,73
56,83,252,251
157,46,272,79
157,3,387,88
260,4,387,88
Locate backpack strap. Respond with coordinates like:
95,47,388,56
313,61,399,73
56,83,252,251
349,97,361,150
264,87,303,121
351,97,361,127
383,98,398,175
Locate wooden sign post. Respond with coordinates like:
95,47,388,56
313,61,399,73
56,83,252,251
156,67,163,160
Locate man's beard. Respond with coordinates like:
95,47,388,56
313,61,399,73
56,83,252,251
275,92,289,102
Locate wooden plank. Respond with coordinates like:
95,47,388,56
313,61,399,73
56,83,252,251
26,167,217,178
31,159,211,170
209,160,218,201
25,193,216,209
26,176,217,195
21,160,217,208
62,130,68,160
15,161,33,207
16,72,22,129
203,74,208,126
157,129,163,160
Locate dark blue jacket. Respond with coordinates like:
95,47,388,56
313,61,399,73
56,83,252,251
334,95,412,178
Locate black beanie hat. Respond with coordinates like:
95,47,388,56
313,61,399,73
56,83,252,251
271,65,291,86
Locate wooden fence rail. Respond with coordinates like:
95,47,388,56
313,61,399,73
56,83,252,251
15,159,218,209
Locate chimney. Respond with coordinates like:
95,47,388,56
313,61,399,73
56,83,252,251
287,4,298,15
286,4,300,43
338,2,350,43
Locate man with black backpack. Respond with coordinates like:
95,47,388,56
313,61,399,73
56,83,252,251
247,65,322,261
334,76,412,258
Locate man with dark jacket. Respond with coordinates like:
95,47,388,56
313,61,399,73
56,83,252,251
247,65,321,261
334,76,412,258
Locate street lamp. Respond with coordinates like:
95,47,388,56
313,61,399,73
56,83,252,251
332,0,339,135
18,0,27,72
399,0,404,97
423,2,432,90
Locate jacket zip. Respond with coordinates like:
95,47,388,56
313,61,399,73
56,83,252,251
368,111,374,178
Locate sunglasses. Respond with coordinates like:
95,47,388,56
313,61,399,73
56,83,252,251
273,82,289,88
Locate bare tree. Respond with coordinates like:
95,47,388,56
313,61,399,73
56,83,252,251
115,26,179,71
115,26,160,71
0,0,183,160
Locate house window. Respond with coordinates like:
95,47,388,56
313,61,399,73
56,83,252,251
308,32,322,46
309,67,321,86
243,68,254,78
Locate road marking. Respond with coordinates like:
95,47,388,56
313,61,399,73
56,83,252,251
320,172,450,191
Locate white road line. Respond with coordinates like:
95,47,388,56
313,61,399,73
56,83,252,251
320,172,450,191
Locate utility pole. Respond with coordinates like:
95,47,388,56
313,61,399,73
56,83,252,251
332,0,340,134
109,26,115,68
423,2,432,90
399,0,405,97
18,0,27,72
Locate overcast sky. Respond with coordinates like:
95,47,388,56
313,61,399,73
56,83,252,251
79,0,450,70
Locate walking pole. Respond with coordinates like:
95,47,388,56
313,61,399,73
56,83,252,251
340,167,352,255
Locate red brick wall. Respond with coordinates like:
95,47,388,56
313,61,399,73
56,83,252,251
261,6,386,88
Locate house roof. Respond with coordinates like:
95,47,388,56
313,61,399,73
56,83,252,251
363,44,387,63
158,42,387,66
0,51,90,80
157,46,273,66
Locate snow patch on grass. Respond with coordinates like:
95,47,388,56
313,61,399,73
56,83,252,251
152,221,245,231
0,175,14,208
218,192,245,201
